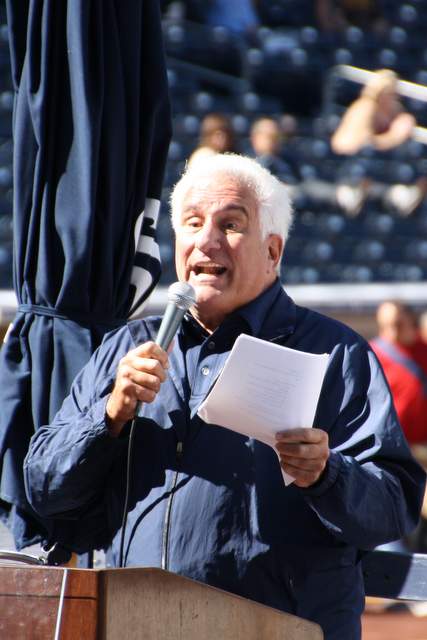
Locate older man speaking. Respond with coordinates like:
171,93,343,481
24,155,424,640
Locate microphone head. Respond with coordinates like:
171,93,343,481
168,281,197,310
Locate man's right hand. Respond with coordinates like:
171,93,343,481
106,341,169,437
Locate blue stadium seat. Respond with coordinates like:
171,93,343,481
281,265,320,285
301,239,334,264
404,238,427,261
299,26,319,46
415,69,427,86
338,264,373,283
363,213,395,236
237,91,282,114
0,213,12,239
389,26,408,47
345,26,364,47
0,91,12,112
164,23,186,51
0,139,12,164
0,165,12,190
167,140,186,163
291,210,318,238
191,91,215,114
299,164,318,180
173,115,201,138
0,242,12,287
316,213,347,237
390,161,417,184
377,48,398,68
375,262,425,282
353,240,386,263
398,4,419,26
231,114,250,136
333,49,353,65
0,24,8,45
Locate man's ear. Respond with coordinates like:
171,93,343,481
267,234,283,270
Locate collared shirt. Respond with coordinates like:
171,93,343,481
181,279,282,417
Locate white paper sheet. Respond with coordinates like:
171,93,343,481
197,333,329,484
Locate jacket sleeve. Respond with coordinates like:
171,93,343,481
302,340,426,550
23,327,131,551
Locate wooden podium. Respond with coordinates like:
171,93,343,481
0,565,323,639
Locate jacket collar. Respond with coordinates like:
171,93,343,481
167,279,297,402
224,277,297,342
257,282,297,342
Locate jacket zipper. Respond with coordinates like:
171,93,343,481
161,440,183,570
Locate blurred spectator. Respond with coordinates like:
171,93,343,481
372,301,427,555
280,113,298,142
371,301,427,445
205,0,259,40
420,310,427,345
188,113,237,166
331,69,427,216
332,70,415,155
167,1,260,40
316,0,388,34
249,117,299,184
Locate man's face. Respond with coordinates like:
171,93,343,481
174,175,282,332
251,120,281,156
377,302,417,346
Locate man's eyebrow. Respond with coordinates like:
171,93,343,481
220,204,249,217
182,204,249,216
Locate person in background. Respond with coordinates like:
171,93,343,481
188,112,237,166
419,310,427,346
162,0,259,41
332,70,415,157
249,117,299,185
278,113,301,180
316,0,388,34
371,300,427,555
331,69,427,216
280,113,298,141
371,301,427,446
204,0,260,41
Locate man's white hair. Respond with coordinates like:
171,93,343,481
170,153,294,246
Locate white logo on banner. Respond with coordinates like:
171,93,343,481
129,197,161,318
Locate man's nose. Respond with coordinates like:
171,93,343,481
194,221,221,252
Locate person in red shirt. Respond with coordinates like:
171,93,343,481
371,301,427,556
371,301,427,445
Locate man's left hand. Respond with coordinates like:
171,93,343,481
275,428,330,488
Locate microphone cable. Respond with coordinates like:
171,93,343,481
118,281,196,567
118,411,138,568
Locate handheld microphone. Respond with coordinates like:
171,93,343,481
120,281,197,568
134,281,195,418
155,281,197,350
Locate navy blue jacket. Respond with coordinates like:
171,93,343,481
24,284,425,640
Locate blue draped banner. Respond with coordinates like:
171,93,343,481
0,0,171,549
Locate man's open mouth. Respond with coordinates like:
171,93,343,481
193,265,227,276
